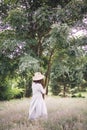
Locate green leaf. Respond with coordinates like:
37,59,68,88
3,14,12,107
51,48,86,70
19,55,39,72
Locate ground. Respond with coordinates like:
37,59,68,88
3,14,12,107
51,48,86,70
0,96,87,130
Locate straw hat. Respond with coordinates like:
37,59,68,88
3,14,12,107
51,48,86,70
33,72,45,81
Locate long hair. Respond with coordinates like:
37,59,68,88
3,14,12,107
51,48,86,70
33,79,45,88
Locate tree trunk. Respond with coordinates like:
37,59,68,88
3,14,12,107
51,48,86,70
37,38,42,58
45,49,54,95
63,85,66,97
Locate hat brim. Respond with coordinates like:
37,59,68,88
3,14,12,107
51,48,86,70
33,75,44,81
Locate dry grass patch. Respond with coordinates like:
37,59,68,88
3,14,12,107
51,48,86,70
0,96,87,130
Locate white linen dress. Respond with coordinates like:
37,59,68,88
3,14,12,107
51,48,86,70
29,82,47,120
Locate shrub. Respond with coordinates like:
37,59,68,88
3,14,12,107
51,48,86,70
0,85,24,100
11,87,24,99
0,85,13,100
51,80,61,95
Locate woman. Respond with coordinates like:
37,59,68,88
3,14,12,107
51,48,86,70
29,72,47,120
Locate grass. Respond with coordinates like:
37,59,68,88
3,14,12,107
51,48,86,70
0,96,87,130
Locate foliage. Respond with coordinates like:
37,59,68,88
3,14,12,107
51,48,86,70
0,86,24,100
5,8,29,37
50,32,86,96
18,71,33,97
11,87,24,99
0,0,87,99
51,74,61,95
83,61,87,81
19,55,39,72
58,0,87,25
0,76,24,100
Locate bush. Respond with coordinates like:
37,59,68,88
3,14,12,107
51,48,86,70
25,76,32,97
77,93,82,97
11,87,24,99
0,85,13,100
0,85,24,100
51,81,61,95
50,73,61,95
72,93,85,98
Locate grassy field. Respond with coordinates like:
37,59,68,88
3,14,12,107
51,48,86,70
0,96,87,130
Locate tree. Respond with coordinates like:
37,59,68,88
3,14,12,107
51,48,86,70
50,33,86,96
0,0,87,99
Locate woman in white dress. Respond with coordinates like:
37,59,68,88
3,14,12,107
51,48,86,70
29,72,47,120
